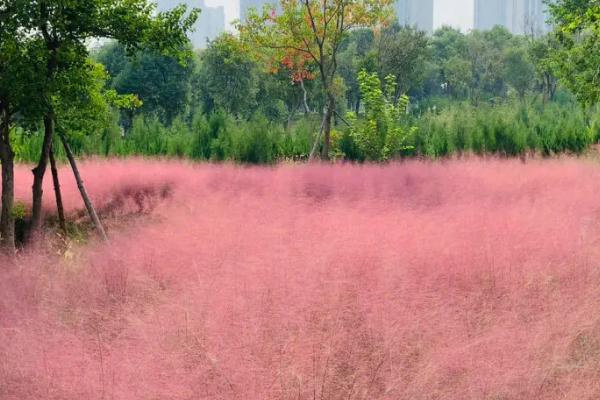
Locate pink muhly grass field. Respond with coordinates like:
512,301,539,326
2,158,600,399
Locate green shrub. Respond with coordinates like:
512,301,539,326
346,71,415,161
11,201,27,220
10,99,597,164
279,117,319,161
411,100,592,158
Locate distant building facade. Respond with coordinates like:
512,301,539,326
474,0,508,31
156,0,225,48
475,0,551,35
507,0,551,35
395,0,434,33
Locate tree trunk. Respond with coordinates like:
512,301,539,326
50,145,66,233
286,100,300,131
30,113,54,234
0,106,15,254
58,131,108,242
547,74,557,102
320,97,335,160
300,78,310,114
309,113,327,162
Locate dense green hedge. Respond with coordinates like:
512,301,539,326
407,101,599,157
11,100,600,164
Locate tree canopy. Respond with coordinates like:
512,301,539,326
0,0,199,252
240,0,394,159
549,0,600,107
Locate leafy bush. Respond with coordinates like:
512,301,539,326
11,100,598,164
11,201,27,220
346,70,415,161
279,117,319,161
411,100,595,157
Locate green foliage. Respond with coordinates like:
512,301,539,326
12,108,308,164
377,24,430,97
425,26,534,104
12,98,599,164
503,47,535,98
338,29,376,112
11,0,200,119
6,3,600,167
0,2,42,124
96,42,194,126
410,100,596,157
10,201,27,220
548,0,600,107
529,35,560,101
197,35,258,118
346,71,415,161
240,0,395,158
279,117,319,160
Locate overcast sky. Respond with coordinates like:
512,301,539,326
203,0,475,32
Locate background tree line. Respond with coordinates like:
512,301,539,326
13,5,598,166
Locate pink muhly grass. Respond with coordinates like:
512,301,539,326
2,158,600,399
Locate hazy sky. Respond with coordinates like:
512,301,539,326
204,0,475,32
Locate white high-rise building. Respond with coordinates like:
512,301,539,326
474,0,551,35
156,0,226,48
396,0,435,33
474,0,508,31
507,0,551,35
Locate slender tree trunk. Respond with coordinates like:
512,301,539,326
50,145,66,233
58,131,108,242
287,100,301,131
30,113,54,234
320,96,335,160
300,78,310,114
30,33,59,237
0,106,15,254
309,113,327,162
548,74,557,102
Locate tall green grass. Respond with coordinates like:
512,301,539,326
409,101,598,158
11,101,599,164
12,111,315,164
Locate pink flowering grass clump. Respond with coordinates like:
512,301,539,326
3,158,600,399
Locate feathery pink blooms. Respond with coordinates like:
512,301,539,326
2,158,600,399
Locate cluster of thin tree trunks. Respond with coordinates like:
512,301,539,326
0,108,107,255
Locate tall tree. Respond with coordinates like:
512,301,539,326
338,28,376,112
0,3,18,253
197,35,259,118
503,46,535,99
0,2,40,253
96,42,196,127
548,0,600,108
15,0,198,234
377,24,429,101
529,35,559,103
240,0,393,160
